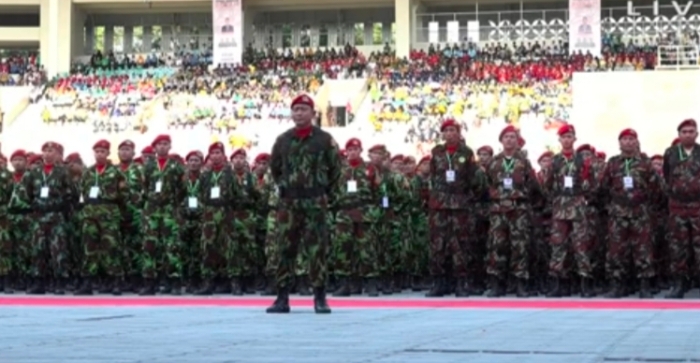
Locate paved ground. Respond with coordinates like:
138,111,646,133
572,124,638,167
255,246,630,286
2,295,700,363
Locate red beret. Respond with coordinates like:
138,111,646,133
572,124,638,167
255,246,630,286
134,156,144,164
151,134,171,147
418,155,431,165
557,124,576,136
391,154,404,163
209,142,225,154
41,141,60,152
538,151,554,162
405,156,416,163
56,144,64,154
345,138,362,150
65,153,81,163
650,154,663,161
618,128,638,140
28,155,42,165
170,154,184,165
440,119,459,132
576,144,593,153
596,151,607,160
291,94,315,109
477,146,494,155
93,139,110,150
141,146,154,154
119,140,135,149
186,151,203,161
368,144,386,153
231,148,247,159
499,125,519,140
254,153,270,163
10,149,26,160
518,136,526,148
339,149,347,158
677,118,697,132
672,138,681,146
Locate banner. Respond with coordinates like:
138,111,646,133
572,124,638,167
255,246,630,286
446,21,459,43
569,0,601,56
428,22,439,44
212,0,242,66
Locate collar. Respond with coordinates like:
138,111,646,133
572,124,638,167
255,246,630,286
348,158,362,168
294,125,313,139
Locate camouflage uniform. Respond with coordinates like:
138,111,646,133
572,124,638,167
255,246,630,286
0,168,14,288
390,171,413,290
407,174,430,283
427,142,485,296
484,152,542,296
662,143,700,298
599,154,662,297
180,171,202,286
229,171,261,291
7,171,33,287
542,151,598,296
533,170,552,288
76,164,127,291
140,156,186,293
119,162,144,287
23,163,74,293
331,159,377,296
260,171,280,292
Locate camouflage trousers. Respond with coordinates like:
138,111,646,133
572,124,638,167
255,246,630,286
666,212,700,277
549,218,593,278
7,213,33,277
394,215,414,275
199,207,229,280
371,216,398,276
275,205,329,289
0,215,12,276
654,213,668,278
532,215,551,282
67,211,83,278
180,215,201,281
606,214,654,280
228,210,258,277
121,205,143,279
263,210,279,278
406,213,429,277
30,212,69,278
80,205,123,278
141,205,182,279
332,210,376,278
472,215,489,282
428,209,469,278
254,211,269,277
487,209,531,279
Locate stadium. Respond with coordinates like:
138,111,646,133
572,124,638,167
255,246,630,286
2,0,700,362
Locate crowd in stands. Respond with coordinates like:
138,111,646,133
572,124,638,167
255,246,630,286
0,52,45,86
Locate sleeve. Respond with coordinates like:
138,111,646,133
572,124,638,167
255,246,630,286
325,135,342,197
662,147,673,187
270,136,283,185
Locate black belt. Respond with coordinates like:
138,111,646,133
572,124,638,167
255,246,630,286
280,187,326,199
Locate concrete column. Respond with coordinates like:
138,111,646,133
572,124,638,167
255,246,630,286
395,0,419,58
143,25,153,52
383,22,392,45
104,26,114,52
364,22,373,45
124,26,133,53
243,8,256,48
85,26,94,53
41,0,85,77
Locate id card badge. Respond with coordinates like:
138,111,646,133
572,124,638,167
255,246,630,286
382,196,389,208
89,186,99,199
155,180,163,193
623,176,634,189
564,176,573,188
446,170,456,183
347,180,357,193
79,194,85,204
210,186,221,199
188,197,198,209
40,186,49,198
503,178,513,189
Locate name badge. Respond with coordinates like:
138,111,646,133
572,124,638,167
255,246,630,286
503,178,513,189
623,176,634,189
210,186,221,199
347,180,357,193
155,180,163,193
564,176,573,188
79,194,84,204
89,186,99,199
188,197,198,209
40,186,49,198
446,170,456,183
382,196,389,208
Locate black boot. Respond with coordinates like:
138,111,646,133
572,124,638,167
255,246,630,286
486,276,504,297
26,277,46,295
260,277,277,296
665,277,685,299
605,279,624,298
231,277,243,296
1,276,14,294
381,275,393,295
425,276,445,297
53,277,67,295
138,278,157,296
639,278,653,299
350,277,363,295
516,278,529,298
410,276,422,291
194,279,215,295
111,277,122,296
169,278,182,295
313,287,332,314
332,277,351,297
266,287,290,313
296,276,312,296
74,277,94,295
580,278,595,298
455,278,469,297
546,278,564,298
365,277,379,297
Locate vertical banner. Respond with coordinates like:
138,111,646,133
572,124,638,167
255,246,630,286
467,21,480,42
569,0,601,56
446,21,460,43
428,22,439,43
213,0,242,66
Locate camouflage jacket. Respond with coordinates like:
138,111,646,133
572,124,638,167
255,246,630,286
0,168,13,215
80,164,127,208
119,162,145,208
429,142,485,210
542,152,598,220
535,169,552,217
198,164,238,208
485,151,542,213
23,164,74,212
662,143,700,211
599,154,663,218
332,160,374,219
181,171,203,218
7,171,31,213
233,171,261,210
366,165,407,220
142,156,186,209
257,171,278,210
270,126,341,209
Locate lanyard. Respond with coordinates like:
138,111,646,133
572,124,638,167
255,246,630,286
380,181,387,196
623,158,633,176
445,152,453,170
94,166,104,186
502,157,515,175
563,158,574,175
678,145,690,162
211,171,222,185
187,179,199,195
157,159,167,173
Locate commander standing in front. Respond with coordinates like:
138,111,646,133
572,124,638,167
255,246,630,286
266,94,342,314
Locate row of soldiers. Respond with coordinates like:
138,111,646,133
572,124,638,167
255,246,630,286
0,117,699,300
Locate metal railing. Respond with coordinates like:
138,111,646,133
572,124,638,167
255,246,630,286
656,45,700,70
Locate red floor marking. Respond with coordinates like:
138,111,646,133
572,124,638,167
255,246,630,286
1,296,700,309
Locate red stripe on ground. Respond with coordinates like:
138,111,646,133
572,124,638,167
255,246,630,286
1,296,700,309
